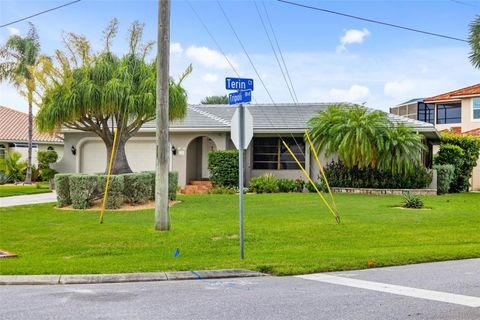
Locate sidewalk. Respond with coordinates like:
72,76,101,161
0,192,57,207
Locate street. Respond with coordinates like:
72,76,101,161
1,259,479,319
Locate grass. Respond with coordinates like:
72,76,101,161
0,193,479,275
0,183,51,197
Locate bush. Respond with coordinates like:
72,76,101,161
434,133,480,192
97,175,124,209
306,179,328,193
54,173,71,207
122,172,151,205
324,161,432,189
69,174,99,209
0,171,8,185
402,191,424,209
277,179,297,193
208,150,238,187
433,164,455,195
144,171,178,201
210,186,236,194
249,173,278,193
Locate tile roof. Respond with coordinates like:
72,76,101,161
164,103,438,134
424,83,480,102
461,128,480,137
0,105,63,144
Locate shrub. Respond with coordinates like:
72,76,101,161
122,172,151,205
97,175,124,209
54,173,71,207
249,173,278,193
0,151,26,183
37,150,58,182
144,171,178,201
324,161,432,189
276,178,297,193
69,174,99,209
433,164,455,195
208,150,238,187
402,191,424,209
306,179,328,193
434,133,480,192
210,186,236,194
0,171,8,185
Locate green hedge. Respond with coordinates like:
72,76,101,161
208,150,238,187
69,174,99,209
324,162,432,189
144,171,178,201
434,133,480,192
122,173,151,205
54,173,71,207
98,175,124,209
433,164,455,195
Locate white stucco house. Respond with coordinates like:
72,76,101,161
52,103,440,188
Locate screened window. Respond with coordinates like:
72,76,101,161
0,144,5,159
473,98,480,120
437,103,461,124
417,102,435,124
253,137,305,170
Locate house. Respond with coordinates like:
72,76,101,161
0,106,64,163
390,83,480,190
53,103,440,189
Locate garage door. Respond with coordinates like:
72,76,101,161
80,139,156,173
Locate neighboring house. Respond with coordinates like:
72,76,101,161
0,105,64,164
390,83,480,191
54,103,440,188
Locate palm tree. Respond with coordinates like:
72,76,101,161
469,15,480,69
0,23,41,184
36,19,190,174
201,95,228,104
0,151,27,183
308,104,390,169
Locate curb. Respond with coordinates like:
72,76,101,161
0,269,265,285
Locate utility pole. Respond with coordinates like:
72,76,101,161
155,0,171,231
238,101,245,259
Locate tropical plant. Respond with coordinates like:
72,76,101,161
402,191,424,209
308,104,425,175
0,151,27,183
35,19,191,174
201,95,228,104
0,23,46,184
469,15,480,69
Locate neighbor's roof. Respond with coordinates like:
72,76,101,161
0,105,63,144
424,83,480,102
162,103,440,139
395,98,424,107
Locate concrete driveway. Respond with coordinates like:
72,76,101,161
1,259,479,320
0,191,56,207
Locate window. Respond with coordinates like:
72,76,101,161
47,146,54,151
0,144,5,159
417,102,435,124
473,98,480,120
436,103,461,124
253,137,305,170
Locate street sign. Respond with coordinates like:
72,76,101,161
228,90,252,105
230,107,253,150
225,77,254,91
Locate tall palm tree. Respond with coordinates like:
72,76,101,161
0,23,41,184
469,15,480,69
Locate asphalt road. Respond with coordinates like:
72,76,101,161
1,259,479,320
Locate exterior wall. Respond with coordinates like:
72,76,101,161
472,158,480,191
390,103,418,120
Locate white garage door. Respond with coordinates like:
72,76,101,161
80,139,157,173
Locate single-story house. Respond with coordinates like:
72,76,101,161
0,105,64,163
53,103,440,188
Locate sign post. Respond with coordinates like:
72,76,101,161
227,77,254,260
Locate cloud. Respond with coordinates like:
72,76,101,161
7,27,20,36
384,80,416,99
170,42,183,55
202,73,218,83
329,85,371,102
185,45,237,69
337,28,370,52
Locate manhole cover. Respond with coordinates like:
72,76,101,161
0,250,17,258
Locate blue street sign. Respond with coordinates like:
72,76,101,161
226,77,254,91
229,90,252,105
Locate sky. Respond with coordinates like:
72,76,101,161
0,0,479,114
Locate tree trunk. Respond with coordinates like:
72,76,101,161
105,140,133,175
25,98,33,184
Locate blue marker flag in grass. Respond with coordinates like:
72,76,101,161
173,248,180,257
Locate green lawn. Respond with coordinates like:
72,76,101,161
0,183,51,197
0,193,479,275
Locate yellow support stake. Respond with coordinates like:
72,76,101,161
282,140,340,223
304,129,338,212
99,128,118,224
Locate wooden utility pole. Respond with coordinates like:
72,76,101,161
155,0,171,231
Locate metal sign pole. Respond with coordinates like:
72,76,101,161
239,102,245,260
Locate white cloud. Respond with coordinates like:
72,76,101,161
337,28,370,52
202,73,218,83
329,85,371,102
170,42,183,55
7,27,20,36
384,80,415,99
185,45,237,69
